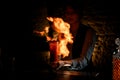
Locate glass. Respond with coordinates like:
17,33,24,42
49,41,60,63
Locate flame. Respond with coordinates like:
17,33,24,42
47,17,73,58
33,26,52,41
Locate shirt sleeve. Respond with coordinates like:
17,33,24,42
71,29,97,70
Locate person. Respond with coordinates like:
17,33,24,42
57,2,97,71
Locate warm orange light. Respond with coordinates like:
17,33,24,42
33,17,73,59
47,17,73,58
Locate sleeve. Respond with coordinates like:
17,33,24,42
70,29,97,70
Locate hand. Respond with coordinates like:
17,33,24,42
56,60,65,70
56,60,72,70
50,62,59,70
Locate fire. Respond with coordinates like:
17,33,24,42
33,17,73,58
47,17,73,58
33,26,52,41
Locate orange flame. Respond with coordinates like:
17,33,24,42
33,26,52,41
47,17,73,58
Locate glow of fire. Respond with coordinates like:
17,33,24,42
47,17,73,58
33,26,52,41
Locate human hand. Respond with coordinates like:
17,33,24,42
56,60,72,70
57,60,65,69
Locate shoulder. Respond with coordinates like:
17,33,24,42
80,24,96,33
81,24,97,41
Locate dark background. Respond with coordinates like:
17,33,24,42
0,0,120,80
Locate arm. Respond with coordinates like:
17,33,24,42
71,29,96,70
80,29,94,59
